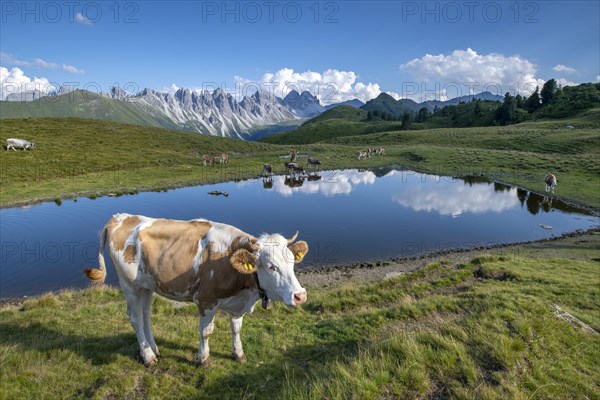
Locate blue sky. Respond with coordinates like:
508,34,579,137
1,1,599,103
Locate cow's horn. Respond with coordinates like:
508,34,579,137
287,231,299,244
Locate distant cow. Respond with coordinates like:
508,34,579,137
358,151,368,160
262,164,273,177
202,155,215,166
220,153,230,164
290,148,298,162
285,162,305,177
545,173,558,194
84,214,309,366
307,158,321,170
6,138,35,151
377,147,385,155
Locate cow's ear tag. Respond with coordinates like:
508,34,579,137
231,249,257,274
289,241,309,264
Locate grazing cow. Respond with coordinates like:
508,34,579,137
358,151,368,160
307,158,321,170
84,214,308,366
6,138,35,151
202,155,215,166
545,173,558,194
285,162,305,177
289,148,298,162
220,153,230,164
262,164,273,177
377,147,385,155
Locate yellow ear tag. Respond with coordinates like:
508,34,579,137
245,263,253,270
296,252,304,260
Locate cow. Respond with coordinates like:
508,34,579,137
358,151,368,160
377,147,385,156
220,153,230,164
545,173,558,194
202,155,215,166
262,164,273,177
289,148,298,162
6,138,36,151
307,158,321,170
285,162,305,177
84,214,308,367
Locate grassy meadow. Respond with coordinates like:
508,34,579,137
1,236,598,399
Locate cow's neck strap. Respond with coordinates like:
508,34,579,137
253,272,270,309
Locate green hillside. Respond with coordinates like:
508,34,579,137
361,93,421,116
0,90,181,130
302,105,368,125
261,106,403,145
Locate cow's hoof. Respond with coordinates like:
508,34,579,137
234,354,247,363
199,357,211,368
144,358,158,368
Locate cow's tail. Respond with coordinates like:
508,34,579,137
84,224,109,285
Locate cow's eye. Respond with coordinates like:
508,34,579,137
268,264,277,271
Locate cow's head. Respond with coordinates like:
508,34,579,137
230,232,308,307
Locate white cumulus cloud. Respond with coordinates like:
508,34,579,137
556,78,578,88
552,64,576,74
0,67,55,100
0,52,85,74
1,52,84,74
399,48,545,100
62,64,84,74
236,68,384,105
75,12,93,25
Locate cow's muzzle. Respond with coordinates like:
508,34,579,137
293,290,307,306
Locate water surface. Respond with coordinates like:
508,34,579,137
1,167,596,297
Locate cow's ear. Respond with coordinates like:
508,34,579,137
230,249,258,274
288,241,309,264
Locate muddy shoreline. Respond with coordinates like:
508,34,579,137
297,227,600,289
2,227,598,307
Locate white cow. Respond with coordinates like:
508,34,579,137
6,138,35,151
84,214,308,367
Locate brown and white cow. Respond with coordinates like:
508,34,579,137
219,153,230,164
84,214,308,367
545,173,557,194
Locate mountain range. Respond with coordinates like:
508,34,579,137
1,86,366,140
1,85,500,140
360,91,504,117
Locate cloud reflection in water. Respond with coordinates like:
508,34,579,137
393,183,518,217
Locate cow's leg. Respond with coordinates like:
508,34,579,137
198,309,216,365
140,289,159,357
122,285,157,366
230,316,246,363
